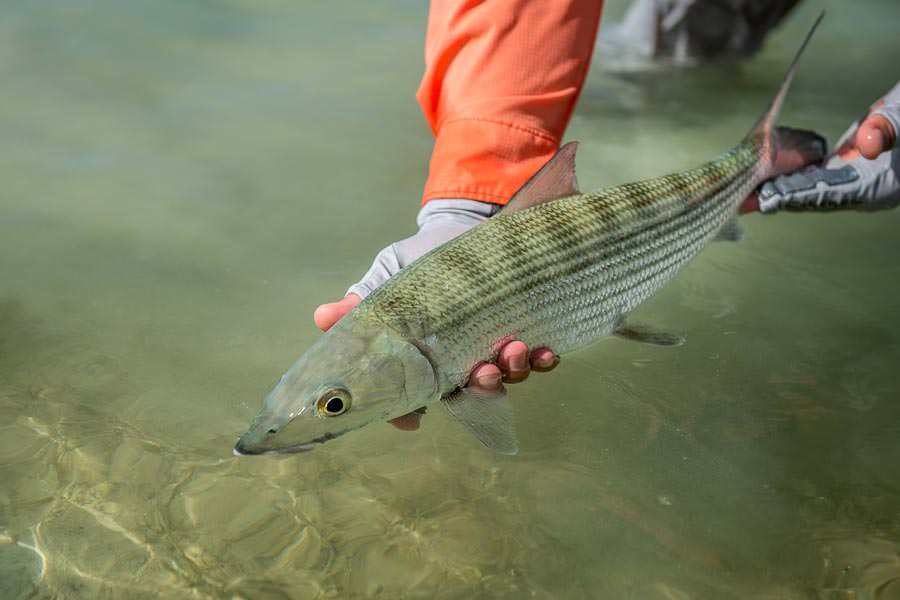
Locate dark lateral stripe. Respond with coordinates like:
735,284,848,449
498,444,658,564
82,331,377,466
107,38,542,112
429,168,743,334
470,161,752,338
372,143,761,341
496,186,728,336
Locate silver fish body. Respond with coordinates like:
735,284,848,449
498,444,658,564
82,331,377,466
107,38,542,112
364,145,760,393
234,14,825,456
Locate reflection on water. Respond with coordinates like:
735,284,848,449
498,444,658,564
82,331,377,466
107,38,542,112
2,0,900,598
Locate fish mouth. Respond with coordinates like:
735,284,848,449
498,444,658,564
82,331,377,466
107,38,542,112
232,440,318,456
232,427,352,457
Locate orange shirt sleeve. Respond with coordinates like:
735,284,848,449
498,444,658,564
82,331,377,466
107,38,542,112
417,0,603,205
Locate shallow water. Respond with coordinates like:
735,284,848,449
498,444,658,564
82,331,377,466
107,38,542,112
2,1,900,598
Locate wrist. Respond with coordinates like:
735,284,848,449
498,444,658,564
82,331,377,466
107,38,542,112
416,198,500,230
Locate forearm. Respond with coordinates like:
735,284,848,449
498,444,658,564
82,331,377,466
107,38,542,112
417,0,604,205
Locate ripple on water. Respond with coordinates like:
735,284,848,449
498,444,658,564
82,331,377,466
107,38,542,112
166,467,336,578
0,540,42,600
815,536,900,599
0,421,59,535
38,501,152,596
840,346,899,412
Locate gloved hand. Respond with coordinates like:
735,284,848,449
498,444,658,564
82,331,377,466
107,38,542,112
313,199,559,431
345,199,500,299
758,81,900,212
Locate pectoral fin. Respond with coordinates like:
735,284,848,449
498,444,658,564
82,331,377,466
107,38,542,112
441,386,519,455
615,324,685,347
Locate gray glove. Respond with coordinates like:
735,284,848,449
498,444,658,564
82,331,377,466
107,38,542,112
758,81,900,212
347,199,499,300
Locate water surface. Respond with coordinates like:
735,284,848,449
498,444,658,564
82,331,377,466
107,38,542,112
2,1,900,598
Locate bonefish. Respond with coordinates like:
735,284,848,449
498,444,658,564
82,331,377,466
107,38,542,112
234,14,826,456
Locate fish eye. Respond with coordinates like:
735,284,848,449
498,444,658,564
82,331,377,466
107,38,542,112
267,428,278,434
317,388,351,417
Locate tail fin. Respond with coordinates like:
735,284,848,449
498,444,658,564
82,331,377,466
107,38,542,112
744,11,825,172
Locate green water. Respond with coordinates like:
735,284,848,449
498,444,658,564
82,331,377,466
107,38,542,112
2,1,899,598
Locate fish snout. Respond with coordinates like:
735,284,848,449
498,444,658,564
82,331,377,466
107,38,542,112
233,424,271,456
233,437,263,456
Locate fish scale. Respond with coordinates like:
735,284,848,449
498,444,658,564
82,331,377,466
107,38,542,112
360,144,760,388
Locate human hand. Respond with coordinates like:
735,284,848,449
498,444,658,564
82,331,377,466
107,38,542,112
757,81,900,212
313,199,559,431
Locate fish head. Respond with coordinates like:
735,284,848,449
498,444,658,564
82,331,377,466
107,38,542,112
234,313,437,456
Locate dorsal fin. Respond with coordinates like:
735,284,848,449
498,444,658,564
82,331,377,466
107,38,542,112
500,142,581,214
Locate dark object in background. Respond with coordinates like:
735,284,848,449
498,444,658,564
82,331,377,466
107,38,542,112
598,0,802,69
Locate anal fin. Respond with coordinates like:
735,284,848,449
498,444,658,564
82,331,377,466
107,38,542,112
615,323,685,347
441,386,519,455
713,217,744,242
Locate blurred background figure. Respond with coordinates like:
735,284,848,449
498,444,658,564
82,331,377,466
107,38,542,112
597,0,802,71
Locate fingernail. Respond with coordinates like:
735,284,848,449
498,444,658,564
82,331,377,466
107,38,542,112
510,353,527,372
476,371,501,388
537,354,558,368
534,355,559,372
866,128,884,146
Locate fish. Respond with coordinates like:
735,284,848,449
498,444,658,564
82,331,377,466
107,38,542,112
234,14,826,457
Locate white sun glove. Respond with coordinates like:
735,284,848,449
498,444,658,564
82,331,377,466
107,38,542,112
758,81,900,212
347,199,500,300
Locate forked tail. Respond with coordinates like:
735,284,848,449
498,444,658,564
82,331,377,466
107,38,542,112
744,11,825,177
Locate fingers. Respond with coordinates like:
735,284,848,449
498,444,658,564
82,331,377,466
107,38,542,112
470,363,503,390
396,340,558,433
468,341,560,392
531,347,559,372
744,146,826,213
757,163,862,212
856,114,896,160
741,128,827,214
313,294,361,332
498,340,531,383
497,341,559,381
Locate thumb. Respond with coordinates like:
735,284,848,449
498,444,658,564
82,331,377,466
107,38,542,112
313,294,361,332
857,114,897,160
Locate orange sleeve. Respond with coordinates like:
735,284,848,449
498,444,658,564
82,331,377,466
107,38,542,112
417,0,603,205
